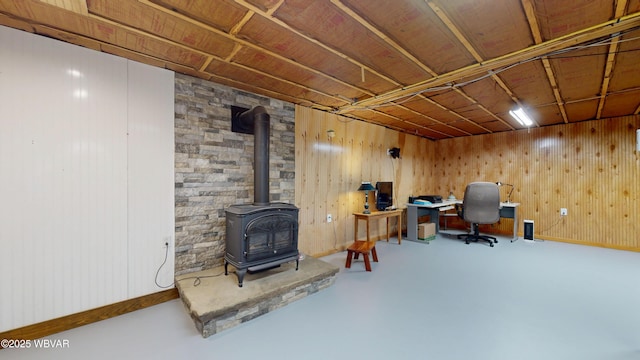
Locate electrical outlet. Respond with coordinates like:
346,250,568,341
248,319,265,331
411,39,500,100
327,214,332,223
560,208,568,216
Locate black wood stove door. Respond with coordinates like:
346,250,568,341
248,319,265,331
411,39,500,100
244,213,298,263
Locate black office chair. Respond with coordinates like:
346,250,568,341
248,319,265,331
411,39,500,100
456,182,500,247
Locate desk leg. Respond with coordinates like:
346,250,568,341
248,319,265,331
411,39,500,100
354,217,358,242
386,218,390,242
428,208,440,233
407,207,418,241
397,213,402,244
366,218,371,242
511,207,518,242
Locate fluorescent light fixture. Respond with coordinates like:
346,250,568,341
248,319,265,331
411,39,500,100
509,107,533,127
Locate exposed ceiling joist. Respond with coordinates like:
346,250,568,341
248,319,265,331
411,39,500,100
1,0,639,140
596,0,629,119
521,0,569,124
336,11,640,113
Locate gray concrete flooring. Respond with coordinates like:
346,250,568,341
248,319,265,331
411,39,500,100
5,233,640,360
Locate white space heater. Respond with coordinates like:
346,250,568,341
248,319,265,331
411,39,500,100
524,220,534,241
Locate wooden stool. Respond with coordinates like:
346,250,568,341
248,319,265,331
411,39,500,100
345,241,378,271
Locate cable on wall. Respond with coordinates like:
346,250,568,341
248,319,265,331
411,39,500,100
154,243,174,289
155,243,227,288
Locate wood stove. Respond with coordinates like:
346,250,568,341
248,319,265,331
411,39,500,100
225,203,299,287
224,106,299,287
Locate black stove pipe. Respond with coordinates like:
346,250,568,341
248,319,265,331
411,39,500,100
238,106,270,206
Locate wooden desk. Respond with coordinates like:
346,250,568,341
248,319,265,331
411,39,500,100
406,200,459,239
353,209,403,244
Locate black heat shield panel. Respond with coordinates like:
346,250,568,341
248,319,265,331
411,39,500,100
231,105,253,134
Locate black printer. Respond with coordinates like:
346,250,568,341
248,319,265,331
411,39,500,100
423,195,443,203
409,195,443,203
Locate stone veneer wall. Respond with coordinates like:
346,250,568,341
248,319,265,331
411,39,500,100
174,73,296,275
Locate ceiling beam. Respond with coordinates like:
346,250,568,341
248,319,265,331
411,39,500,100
232,0,400,87
526,85,640,108
595,0,628,119
335,11,640,114
321,0,485,136
418,96,492,133
264,0,285,16
426,0,517,130
331,0,493,134
362,109,456,139
372,100,475,136
82,9,352,107
3,15,319,111
521,0,569,124
139,0,371,101
228,0,472,137
596,39,620,119
331,0,437,77
36,0,87,15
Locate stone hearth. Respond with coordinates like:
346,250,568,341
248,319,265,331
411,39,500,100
176,256,339,338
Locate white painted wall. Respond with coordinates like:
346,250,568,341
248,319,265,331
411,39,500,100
0,25,175,332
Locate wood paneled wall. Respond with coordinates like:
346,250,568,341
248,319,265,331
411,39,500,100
297,105,640,255
432,116,640,251
295,106,433,256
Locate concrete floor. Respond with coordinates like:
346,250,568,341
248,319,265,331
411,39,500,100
5,233,640,360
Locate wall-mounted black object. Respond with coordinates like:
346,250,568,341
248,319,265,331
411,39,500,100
388,147,401,159
231,105,253,134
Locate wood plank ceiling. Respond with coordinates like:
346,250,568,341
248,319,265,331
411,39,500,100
2,0,640,140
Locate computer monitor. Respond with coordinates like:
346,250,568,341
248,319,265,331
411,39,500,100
375,181,393,210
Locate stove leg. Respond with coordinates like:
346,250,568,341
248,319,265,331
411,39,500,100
295,259,299,271
236,268,247,287
224,260,229,275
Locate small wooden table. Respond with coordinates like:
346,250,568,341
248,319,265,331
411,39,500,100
353,209,403,244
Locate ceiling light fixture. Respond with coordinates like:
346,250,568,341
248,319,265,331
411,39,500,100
509,107,533,127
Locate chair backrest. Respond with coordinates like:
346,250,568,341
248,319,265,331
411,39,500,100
462,182,500,225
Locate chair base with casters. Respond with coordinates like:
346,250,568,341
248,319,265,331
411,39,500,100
457,224,498,247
